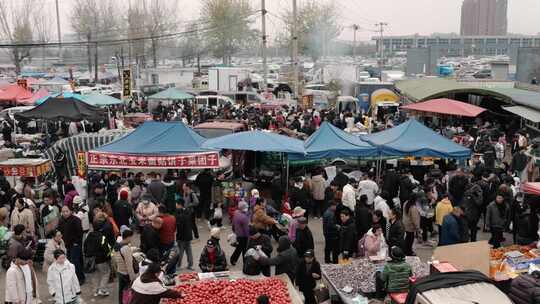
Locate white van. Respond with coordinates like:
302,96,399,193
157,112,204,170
195,95,234,110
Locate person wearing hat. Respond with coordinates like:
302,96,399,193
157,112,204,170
295,249,321,304
231,201,250,266
210,227,222,249
246,226,273,276
5,248,40,304
113,190,133,229
199,239,227,273
376,246,412,298
288,206,306,242
293,217,314,258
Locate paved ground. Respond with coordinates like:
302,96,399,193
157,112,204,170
0,216,503,304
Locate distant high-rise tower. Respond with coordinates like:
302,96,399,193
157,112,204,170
460,0,508,36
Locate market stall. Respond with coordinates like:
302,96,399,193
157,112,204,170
87,121,219,170
361,119,471,159
288,121,378,161
321,257,429,303
0,158,52,178
15,96,106,121
170,271,303,304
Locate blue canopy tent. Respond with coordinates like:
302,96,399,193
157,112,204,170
202,130,305,154
36,92,122,106
289,122,378,160
361,119,471,159
88,121,219,169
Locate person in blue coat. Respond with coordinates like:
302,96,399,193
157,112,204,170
440,206,467,246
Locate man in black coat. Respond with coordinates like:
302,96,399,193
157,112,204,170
195,169,214,219
398,171,416,206
448,169,469,206
290,177,311,217
382,167,400,200
339,209,357,259
113,190,133,228
386,208,405,251
59,205,85,284
176,200,194,270
293,217,314,258
140,217,163,255
295,250,321,304
355,195,372,239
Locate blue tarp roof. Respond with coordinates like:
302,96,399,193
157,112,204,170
289,122,378,160
202,130,306,154
95,121,212,154
36,92,122,106
362,119,471,159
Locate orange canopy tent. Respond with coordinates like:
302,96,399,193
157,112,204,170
0,84,33,105
523,182,540,196
401,98,486,118
18,88,49,106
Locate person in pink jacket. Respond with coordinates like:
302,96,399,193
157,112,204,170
363,224,387,257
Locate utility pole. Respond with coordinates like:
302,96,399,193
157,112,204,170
261,0,268,90
292,0,299,99
352,24,359,62
94,42,99,84
55,0,62,55
87,32,92,80
375,22,388,79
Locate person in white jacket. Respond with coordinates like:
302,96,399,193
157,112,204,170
341,178,357,211
5,249,39,304
47,249,81,304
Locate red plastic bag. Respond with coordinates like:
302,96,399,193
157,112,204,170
122,288,133,304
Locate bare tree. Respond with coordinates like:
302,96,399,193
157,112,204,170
282,0,342,62
0,0,46,75
71,0,119,80
201,0,257,65
142,0,179,68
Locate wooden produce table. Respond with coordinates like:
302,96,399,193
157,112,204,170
321,257,429,303
174,271,303,304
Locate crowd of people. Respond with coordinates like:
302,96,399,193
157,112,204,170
0,92,539,304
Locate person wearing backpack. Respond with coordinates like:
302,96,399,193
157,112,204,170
113,229,137,304
182,182,199,239
84,221,112,297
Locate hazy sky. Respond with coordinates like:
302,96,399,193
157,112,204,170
51,0,540,41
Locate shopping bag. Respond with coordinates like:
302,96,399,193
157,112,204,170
122,288,133,304
314,284,330,303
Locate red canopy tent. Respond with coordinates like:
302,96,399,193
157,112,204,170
401,98,486,118
0,84,34,105
523,182,540,196
18,88,49,106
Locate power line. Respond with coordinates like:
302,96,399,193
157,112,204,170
0,11,261,49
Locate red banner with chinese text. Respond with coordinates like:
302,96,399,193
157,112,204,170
0,161,51,177
86,151,220,169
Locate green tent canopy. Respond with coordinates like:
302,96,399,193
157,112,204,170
148,87,194,100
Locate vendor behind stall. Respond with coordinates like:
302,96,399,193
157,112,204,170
199,239,227,273
376,246,412,299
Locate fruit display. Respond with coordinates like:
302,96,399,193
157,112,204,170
165,277,291,304
177,272,199,282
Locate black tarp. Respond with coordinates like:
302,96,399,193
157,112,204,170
15,97,106,121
